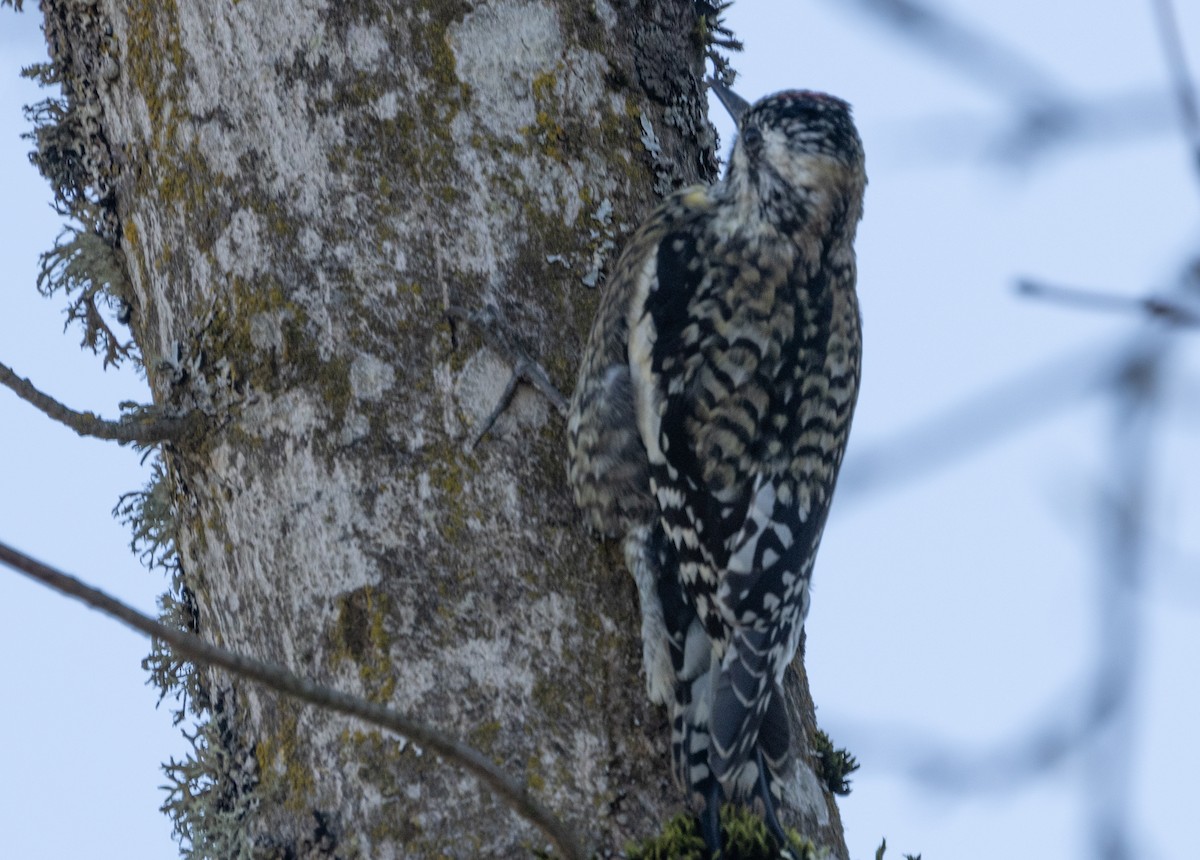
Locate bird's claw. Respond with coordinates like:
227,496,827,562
698,779,723,859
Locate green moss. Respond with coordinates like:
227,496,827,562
331,586,397,703
126,0,185,151
155,144,234,251
524,753,548,794
527,67,568,161
469,719,502,752
325,2,470,207
811,728,859,797
342,729,441,849
531,675,570,725
255,704,316,811
186,272,358,440
627,807,820,860
421,5,469,101
283,320,353,427
420,440,478,543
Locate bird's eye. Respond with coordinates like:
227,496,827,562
741,126,763,149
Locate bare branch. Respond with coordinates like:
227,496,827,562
0,540,586,860
1151,0,1200,183
0,358,196,445
1017,278,1200,326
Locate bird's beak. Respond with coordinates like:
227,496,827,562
708,79,751,125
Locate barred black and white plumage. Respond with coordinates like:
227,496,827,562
568,81,866,856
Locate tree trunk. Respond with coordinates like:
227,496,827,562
33,0,848,856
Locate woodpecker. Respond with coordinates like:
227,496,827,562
567,81,865,856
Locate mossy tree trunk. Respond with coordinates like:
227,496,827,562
29,0,849,856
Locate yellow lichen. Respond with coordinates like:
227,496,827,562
254,705,315,811
331,586,398,703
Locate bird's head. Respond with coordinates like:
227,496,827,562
712,82,867,235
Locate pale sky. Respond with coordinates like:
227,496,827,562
2,2,1198,859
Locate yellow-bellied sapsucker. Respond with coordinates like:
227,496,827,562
567,81,866,855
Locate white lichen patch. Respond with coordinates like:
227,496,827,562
349,353,395,402
446,1,616,230
447,1,563,141
213,209,266,279
456,636,535,699
344,22,389,71
392,410,428,455
537,730,612,807
784,760,833,828
249,308,292,353
433,361,463,439
526,594,569,658
370,90,401,121
299,226,325,262
339,412,371,445
205,438,381,625
169,2,346,212
244,389,323,438
593,0,618,30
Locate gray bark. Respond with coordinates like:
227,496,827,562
33,0,848,856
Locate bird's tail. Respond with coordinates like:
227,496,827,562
643,526,719,807
708,626,791,805
654,532,792,813
668,615,718,802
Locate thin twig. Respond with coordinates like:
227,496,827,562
0,540,586,860
466,360,527,449
1017,278,1200,326
1151,0,1200,183
446,305,570,449
0,358,196,445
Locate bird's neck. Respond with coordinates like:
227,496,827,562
717,175,855,267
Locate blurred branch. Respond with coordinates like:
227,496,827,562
0,358,197,445
838,341,1124,502
828,344,1160,833
0,540,586,860
829,667,1127,793
1151,0,1200,183
1077,339,1163,860
842,254,1198,503
1017,278,1200,326
888,90,1177,166
839,1,1184,165
835,0,1067,107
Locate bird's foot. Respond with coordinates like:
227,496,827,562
445,304,568,449
696,779,724,859
753,749,795,859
